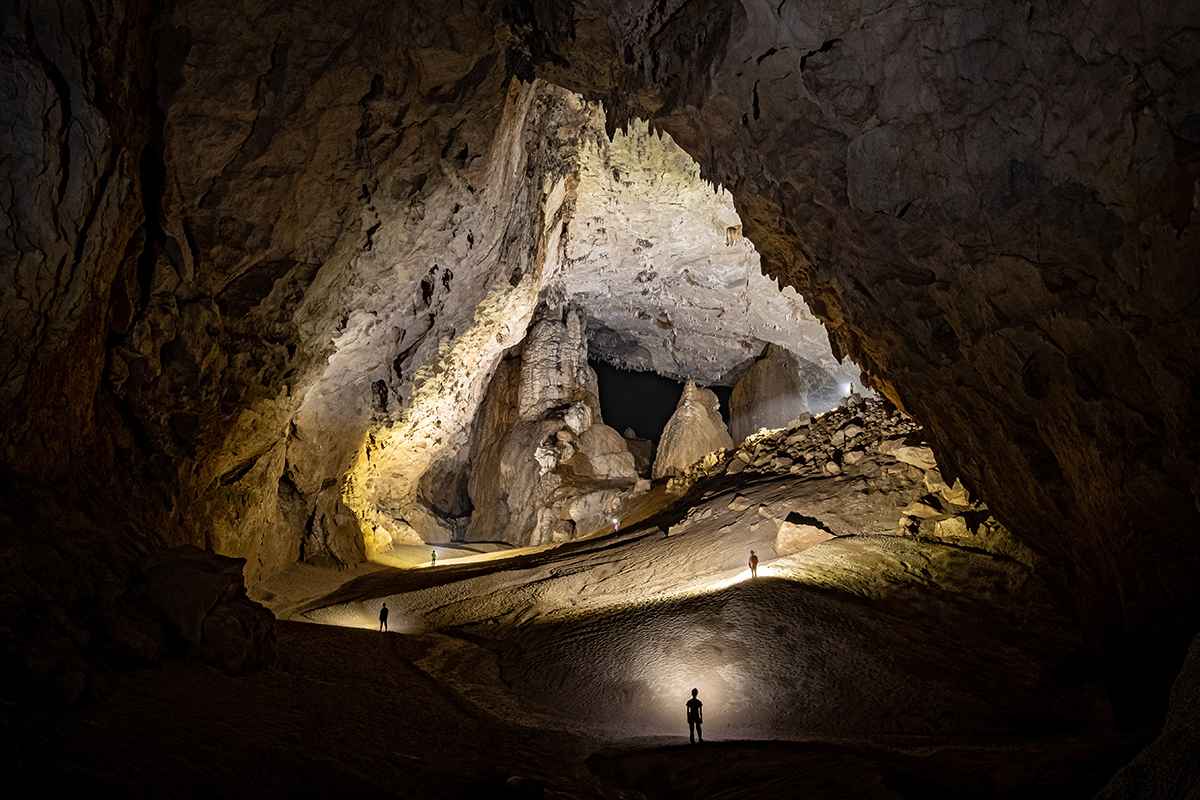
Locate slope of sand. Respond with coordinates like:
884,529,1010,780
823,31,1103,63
2,440,1155,798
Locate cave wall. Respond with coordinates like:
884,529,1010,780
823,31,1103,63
520,0,1200,721
3,0,539,580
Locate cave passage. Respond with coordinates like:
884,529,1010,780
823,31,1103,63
590,359,731,445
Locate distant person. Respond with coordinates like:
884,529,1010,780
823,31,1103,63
430,550,436,566
749,550,759,577
686,688,703,743
613,518,619,532
379,602,389,632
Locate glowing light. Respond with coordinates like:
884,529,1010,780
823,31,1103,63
701,564,773,593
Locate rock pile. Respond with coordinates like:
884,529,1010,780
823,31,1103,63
663,395,1008,552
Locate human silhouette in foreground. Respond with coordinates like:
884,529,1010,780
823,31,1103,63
749,550,759,577
379,602,389,632
686,688,703,743
430,550,437,566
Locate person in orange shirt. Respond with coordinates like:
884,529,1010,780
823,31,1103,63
749,550,759,577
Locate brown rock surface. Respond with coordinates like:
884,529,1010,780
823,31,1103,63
141,546,276,675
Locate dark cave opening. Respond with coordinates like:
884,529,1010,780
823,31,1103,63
590,359,731,445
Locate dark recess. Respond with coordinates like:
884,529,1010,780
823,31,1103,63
590,360,731,445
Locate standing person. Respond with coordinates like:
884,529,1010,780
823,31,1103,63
430,550,437,566
686,688,703,743
379,602,389,632
749,550,759,578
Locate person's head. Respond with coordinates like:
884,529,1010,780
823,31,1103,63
691,688,698,697
750,550,755,555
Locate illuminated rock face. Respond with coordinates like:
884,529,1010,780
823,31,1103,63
556,115,858,394
652,381,734,479
730,343,840,443
467,308,639,545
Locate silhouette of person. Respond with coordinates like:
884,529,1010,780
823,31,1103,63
686,688,703,743
430,550,436,566
379,602,389,632
749,550,759,578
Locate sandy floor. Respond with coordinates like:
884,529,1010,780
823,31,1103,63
2,468,1155,798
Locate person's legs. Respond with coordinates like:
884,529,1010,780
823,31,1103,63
688,721,695,743
697,723,703,742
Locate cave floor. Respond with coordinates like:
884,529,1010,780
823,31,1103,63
1,619,1147,800
4,471,1155,798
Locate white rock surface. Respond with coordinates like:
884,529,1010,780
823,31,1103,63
554,113,860,392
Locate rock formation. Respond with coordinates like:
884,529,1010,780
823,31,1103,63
553,113,858,393
729,344,844,442
467,308,639,545
652,381,734,478
139,546,277,676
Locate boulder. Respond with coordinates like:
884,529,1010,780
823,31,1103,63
652,381,734,479
576,423,638,482
139,546,276,675
893,446,938,471
776,520,835,557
